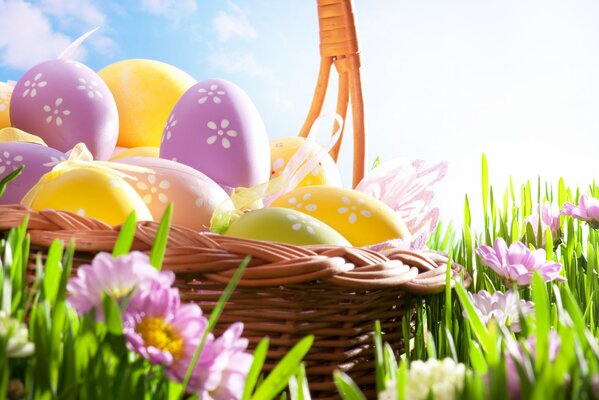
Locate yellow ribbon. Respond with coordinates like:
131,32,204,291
0,128,47,146
21,142,154,207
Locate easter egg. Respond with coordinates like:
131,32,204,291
99,59,196,148
22,166,152,226
225,207,350,246
115,157,234,231
0,141,66,205
110,146,159,160
270,137,342,187
10,59,118,160
160,79,270,190
0,82,13,129
271,186,412,247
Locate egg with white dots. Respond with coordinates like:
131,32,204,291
115,156,234,231
21,165,151,226
160,79,270,190
269,137,342,188
0,140,67,205
271,186,412,247
10,59,119,160
224,207,350,246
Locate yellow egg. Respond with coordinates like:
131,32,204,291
22,167,152,226
225,207,350,246
110,146,160,160
0,83,13,129
270,137,342,188
98,59,196,148
271,186,411,247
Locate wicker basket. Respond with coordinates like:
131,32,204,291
0,1,470,397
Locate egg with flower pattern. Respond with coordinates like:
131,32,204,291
160,79,270,190
10,59,118,160
21,165,151,226
271,186,412,247
0,140,67,205
269,137,342,188
116,157,234,231
224,207,350,246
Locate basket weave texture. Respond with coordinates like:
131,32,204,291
0,205,470,396
0,0,471,397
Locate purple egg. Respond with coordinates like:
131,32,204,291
10,59,118,160
0,142,66,204
159,79,270,189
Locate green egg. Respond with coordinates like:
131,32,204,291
224,207,351,246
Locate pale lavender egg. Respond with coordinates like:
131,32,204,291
10,59,118,160
159,79,270,190
0,142,66,205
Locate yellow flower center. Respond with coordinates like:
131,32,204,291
136,317,183,361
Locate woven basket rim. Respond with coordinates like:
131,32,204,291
0,204,470,293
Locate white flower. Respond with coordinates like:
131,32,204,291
42,155,67,168
466,290,534,333
0,151,24,175
76,77,103,99
337,196,372,224
162,113,178,142
0,311,34,358
22,73,47,98
43,98,71,127
405,358,466,400
206,119,237,149
136,174,171,204
286,213,319,235
198,84,226,104
287,193,317,212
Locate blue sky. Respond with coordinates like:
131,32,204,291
1,0,599,226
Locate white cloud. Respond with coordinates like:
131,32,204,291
0,0,114,70
40,0,106,27
212,2,258,42
209,51,266,77
0,0,73,69
140,0,197,22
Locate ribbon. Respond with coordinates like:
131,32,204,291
58,27,100,60
210,113,344,233
0,128,47,146
21,143,153,207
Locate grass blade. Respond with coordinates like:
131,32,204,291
113,212,137,257
334,371,367,400
150,204,173,270
242,337,269,400
251,335,314,400
180,256,249,396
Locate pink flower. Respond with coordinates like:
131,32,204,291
523,204,560,245
67,251,174,319
123,279,209,368
505,332,561,399
186,323,254,400
476,238,565,286
466,290,534,333
561,195,599,228
356,158,447,246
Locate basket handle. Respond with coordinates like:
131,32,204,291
298,0,365,188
